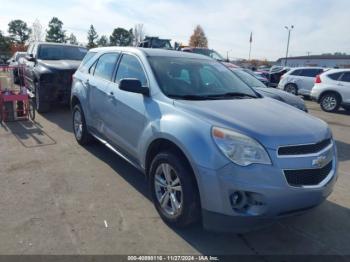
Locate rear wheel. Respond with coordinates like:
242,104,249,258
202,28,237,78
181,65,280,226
320,93,340,112
28,99,35,121
35,83,51,113
72,104,92,145
284,84,298,95
149,150,200,228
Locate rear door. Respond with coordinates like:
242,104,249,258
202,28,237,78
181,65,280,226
86,52,120,136
298,68,323,95
337,72,350,104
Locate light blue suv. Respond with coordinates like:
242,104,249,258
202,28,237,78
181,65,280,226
71,47,338,232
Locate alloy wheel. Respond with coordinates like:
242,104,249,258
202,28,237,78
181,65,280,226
73,109,83,140
322,96,337,111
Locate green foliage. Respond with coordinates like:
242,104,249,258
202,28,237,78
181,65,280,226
68,33,78,45
46,17,66,43
97,35,109,47
87,25,98,49
109,28,133,46
8,19,31,44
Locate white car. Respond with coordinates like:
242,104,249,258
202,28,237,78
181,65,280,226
277,67,325,97
311,69,350,112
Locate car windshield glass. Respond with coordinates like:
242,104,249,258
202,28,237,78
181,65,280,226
192,49,225,61
148,56,258,100
38,45,87,60
152,39,172,49
233,70,266,88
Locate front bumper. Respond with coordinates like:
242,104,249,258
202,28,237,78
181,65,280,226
196,142,338,232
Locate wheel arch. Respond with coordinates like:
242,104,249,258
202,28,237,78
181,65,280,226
318,90,343,103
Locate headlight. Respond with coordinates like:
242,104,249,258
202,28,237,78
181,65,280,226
212,127,271,166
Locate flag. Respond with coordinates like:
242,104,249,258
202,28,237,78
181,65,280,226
249,32,253,43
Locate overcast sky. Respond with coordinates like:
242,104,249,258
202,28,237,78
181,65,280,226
0,0,349,60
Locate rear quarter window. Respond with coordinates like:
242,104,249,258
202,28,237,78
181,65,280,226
299,69,323,77
327,72,342,81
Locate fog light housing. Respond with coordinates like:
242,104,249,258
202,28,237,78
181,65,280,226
230,191,247,210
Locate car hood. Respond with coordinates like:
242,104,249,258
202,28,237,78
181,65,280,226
38,60,81,70
174,97,329,150
256,87,306,109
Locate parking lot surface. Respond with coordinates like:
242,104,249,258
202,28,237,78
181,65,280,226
0,101,349,256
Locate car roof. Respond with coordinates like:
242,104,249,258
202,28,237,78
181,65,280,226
290,66,324,70
89,46,212,60
34,42,86,48
323,68,350,74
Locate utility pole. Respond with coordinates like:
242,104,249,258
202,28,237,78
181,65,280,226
284,25,294,66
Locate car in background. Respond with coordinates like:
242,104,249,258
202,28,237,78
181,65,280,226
231,68,307,112
277,67,325,97
138,36,173,49
23,42,87,112
242,68,269,86
71,47,336,232
311,69,350,112
181,47,239,70
8,51,26,84
268,66,290,88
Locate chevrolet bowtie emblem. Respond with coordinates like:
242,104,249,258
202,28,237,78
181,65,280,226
312,155,328,168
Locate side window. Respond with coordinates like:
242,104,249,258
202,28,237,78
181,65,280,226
115,54,147,86
340,72,350,83
328,72,342,81
93,53,119,81
299,69,322,77
290,69,301,76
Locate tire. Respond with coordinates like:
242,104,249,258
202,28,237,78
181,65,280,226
320,93,341,112
28,98,35,121
284,83,298,95
72,104,92,145
35,82,51,113
149,150,200,228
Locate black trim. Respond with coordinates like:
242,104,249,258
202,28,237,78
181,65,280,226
278,138,331,156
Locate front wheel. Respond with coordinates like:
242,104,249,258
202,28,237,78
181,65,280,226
149,150,200,228
72,104,92,145
320,93,340,112
284,84,298,95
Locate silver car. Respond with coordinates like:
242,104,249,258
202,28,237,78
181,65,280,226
71,47,337,232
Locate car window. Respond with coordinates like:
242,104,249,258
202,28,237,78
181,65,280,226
339,72,350,83
115,54,148,86
299,69,323,77
93,53,119,81
232,70,266,88
79,52,97,73
328,72,342,81
37,45,87,60
290,69,302,76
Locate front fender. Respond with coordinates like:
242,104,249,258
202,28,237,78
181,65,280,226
71,76,89,123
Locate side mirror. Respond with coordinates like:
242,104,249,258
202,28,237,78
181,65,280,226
26,54,36,62
119,79,149,96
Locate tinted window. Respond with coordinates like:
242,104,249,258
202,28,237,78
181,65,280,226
290,69,302,76
148,56,257,98
299,69,323,77
79,52,97,72
38,45,87,60
340,72,350,83
328,72,342,81
115,54,147,86
232,70,266,88
93,53,119,81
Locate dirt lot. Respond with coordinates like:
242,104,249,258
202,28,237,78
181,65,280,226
0,101,349,256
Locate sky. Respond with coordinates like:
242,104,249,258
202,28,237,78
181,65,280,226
0,0,349,61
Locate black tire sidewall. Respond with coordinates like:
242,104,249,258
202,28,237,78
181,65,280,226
320,93,340,112
285,84,297,95
72,104,91,145
149,151,200,228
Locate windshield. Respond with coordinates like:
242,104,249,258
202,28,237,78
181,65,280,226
152,39,172,49
38,45,87,60
148,56,258,99
192,49,225,61
232,69,266,89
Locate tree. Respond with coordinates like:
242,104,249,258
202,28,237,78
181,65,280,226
29,19,44,42
189,25,208,48
68,33,78,45
87,25,98,49
97,35,108,47
109,28,133,46
46,17,66,43
8,19,31,44
0,30,11,52
133,24,145,46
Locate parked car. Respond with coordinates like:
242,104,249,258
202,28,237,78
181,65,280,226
231,68,307,112
23,42,87,112
311,69,350,112
181,47,239,70
242,68,269,86
268,66,290,88
138,36,172,49
8,51,26,84
277,67,325,97
71,47,337,232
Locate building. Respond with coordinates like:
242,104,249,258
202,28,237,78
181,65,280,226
276,55,350,68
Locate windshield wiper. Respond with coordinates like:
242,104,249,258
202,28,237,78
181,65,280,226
206,92,257,99
168,94,215,100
